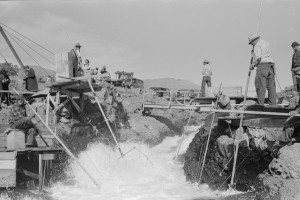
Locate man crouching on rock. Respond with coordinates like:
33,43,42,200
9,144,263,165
8,94,39,147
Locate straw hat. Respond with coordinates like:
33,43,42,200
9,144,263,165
248,33,260,44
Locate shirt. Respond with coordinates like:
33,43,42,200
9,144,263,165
8,104,26,125
202,63,212,77
292,50,300,69
252,39,275,64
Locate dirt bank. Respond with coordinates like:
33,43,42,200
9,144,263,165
183,112,300,199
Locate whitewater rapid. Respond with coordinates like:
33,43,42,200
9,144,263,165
50,126,240,200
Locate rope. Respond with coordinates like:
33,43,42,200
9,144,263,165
256,0,263,33
218,152,251,190
6,30,52,77
3,27,55,66
174,109,194,160
0,22,55,55
0,50,8,63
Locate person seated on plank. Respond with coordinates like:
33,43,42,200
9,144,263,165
8,94,40,147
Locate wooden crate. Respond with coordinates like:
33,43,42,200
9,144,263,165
222,86,243,97
0,151,16,187
7,131,25,150
55,52,73,82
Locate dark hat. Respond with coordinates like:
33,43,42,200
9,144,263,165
75,43,82,48
16,94,25,100
291,42,300,47
203,59,210,64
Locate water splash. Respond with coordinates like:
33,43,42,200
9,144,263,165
51,125,242,200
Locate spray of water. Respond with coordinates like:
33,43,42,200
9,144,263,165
50,125,242,200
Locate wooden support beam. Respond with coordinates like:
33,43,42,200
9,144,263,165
17,169,39,179
61,82,80,90
80,93,84,112
67,95,82,113
48,95,57,107
53,99,69,113
45,94,50,125
39,154,43,194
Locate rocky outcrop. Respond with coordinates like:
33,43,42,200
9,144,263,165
260,144,300,200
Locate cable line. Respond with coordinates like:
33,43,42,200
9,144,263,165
6,31,52,77
3,28,55,66
0,50,8,63
0,22,55,55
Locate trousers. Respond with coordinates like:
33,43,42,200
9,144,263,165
10,117,38,146
201,76,211,97
255,63,276,105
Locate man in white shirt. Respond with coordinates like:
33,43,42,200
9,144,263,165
201,59,212,97
248,34,276,105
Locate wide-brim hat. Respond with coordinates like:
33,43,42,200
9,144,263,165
248,33,260,44
203,59,210,64
291,42,300,47
75,43,82,48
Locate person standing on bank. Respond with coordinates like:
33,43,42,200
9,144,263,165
248,34,276,105
23,65,38,91
201,59,212,97
291,42,300,92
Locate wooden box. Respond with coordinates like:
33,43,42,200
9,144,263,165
0,151,17,187
55,52,73,82
7,130,25,150
222,86,243,97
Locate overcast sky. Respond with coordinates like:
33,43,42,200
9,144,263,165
0,0,299,93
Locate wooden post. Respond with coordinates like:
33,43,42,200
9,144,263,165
80,93,84,112
45,94,50,125
38,153,43,194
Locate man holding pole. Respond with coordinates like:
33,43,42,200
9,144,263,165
8,94,39,147
291,42,300,92
248,34,276,105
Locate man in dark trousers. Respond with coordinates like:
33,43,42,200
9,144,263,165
291,42,300,92
1,69,10,105
8,94,39,147
248,33,276,105
69,43,83,77
23,65,38,91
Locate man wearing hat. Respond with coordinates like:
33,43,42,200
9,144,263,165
69,43,83,77
291,42,300,92
248,34,276,105
8,94,39,147
201,59,212,97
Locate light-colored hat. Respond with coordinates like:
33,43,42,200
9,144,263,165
248,33,260,44
203,59,210,64
75,43,82,48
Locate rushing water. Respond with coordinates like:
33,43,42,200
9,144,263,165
46,125,241,200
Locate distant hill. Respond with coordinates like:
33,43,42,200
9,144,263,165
143,78,201,91
29,65,55,80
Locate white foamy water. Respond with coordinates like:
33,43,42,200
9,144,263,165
50,125,241,200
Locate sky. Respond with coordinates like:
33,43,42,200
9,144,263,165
0,0,299,94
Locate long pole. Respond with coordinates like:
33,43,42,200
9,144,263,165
0,25,25,70
198,83,222,184
202,108,297,117
87,80,124,157
12,87,101,187
230,69,251,186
